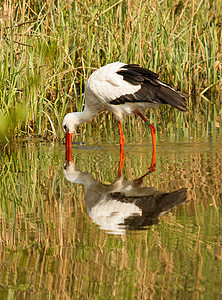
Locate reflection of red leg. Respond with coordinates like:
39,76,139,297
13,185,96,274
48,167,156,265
117,121,125,151
148,123,156,150
136,110,156,150
134,141,156,185
65,132,73,162
149,144,156,174
118,147,125,177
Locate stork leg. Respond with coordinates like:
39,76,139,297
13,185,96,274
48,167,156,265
136,110,156,173
136,111,156,150
117,121,126,177
117,121,125,151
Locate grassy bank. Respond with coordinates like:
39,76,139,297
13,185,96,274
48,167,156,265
0,0,221,144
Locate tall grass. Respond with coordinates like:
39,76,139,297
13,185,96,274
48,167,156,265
0,0,221,143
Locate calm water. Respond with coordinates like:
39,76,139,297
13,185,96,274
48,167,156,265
0,133,221,298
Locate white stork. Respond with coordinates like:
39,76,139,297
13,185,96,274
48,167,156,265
62,62,188,150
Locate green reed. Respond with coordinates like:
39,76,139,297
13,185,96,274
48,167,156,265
0,0,221,144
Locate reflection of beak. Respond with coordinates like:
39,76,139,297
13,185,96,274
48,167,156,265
65,132,73,148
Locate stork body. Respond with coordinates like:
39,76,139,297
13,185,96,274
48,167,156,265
63,62,188,150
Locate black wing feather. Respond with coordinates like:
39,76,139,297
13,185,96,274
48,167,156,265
111,64,188,111
121,64,159,79
117,70,144,85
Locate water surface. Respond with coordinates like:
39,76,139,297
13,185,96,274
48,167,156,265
0,133,221,298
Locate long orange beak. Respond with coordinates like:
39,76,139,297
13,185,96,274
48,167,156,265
65,132,73,148
65,132,73,162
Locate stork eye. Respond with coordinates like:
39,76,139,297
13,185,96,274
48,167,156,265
63,124,68,133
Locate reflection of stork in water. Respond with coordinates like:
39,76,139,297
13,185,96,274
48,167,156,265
63,161,187,235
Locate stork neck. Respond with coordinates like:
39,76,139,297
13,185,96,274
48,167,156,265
74,107,98,125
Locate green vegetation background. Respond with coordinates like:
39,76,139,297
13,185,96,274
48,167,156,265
0,0,221,144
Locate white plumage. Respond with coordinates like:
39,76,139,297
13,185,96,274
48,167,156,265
85,62,141,120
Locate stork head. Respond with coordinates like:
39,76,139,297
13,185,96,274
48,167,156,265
62,110,93,149
62,112,79,134
62,112,80,150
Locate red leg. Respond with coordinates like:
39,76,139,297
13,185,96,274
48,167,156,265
117,121,126,176
117,121,125,151
136,110,156,150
